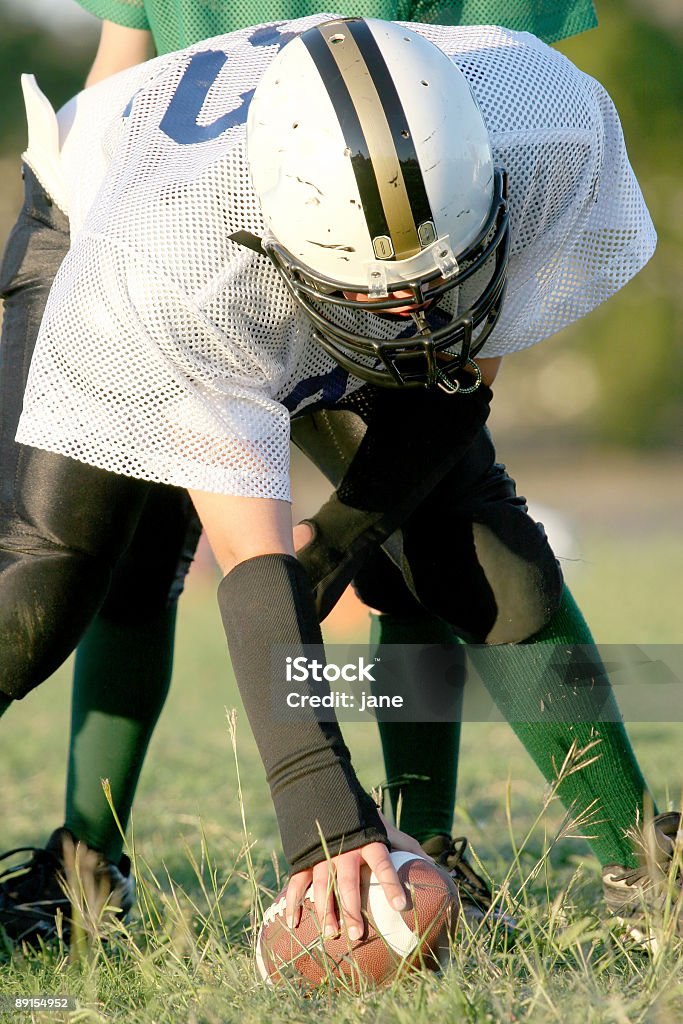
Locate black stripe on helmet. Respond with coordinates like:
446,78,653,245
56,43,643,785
299,23,391,243
345,19,434,231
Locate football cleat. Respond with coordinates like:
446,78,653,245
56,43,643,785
0,827,134,947
602,811,683,949
421,833,516,937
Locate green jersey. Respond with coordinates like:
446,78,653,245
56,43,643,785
75,0,597,53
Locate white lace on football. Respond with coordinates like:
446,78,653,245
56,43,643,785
17,17,656,498
261,895,288,927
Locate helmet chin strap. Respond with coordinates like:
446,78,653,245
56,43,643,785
409,308,481,394
229,229,265,254
436,359,482,395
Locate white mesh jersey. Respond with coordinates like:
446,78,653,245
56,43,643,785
17,16,656,499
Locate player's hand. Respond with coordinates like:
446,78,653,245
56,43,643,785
376,810,426,857
285,842,407,940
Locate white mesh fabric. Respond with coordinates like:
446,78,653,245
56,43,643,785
18,18,656,497
429,26,658,357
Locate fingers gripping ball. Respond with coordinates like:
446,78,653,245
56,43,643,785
255,852,459,988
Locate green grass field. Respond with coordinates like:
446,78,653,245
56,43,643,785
1,519,682,1023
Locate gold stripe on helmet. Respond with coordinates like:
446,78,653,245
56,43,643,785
318,22,421,261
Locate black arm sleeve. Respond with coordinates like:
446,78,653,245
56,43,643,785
217,553,387,873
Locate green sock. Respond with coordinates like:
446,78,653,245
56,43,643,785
65,606,177,862
0,693,11,717
370,613,463,844
475,585,653,869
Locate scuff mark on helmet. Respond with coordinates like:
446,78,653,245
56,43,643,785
291,175,324,195
306,241,356,251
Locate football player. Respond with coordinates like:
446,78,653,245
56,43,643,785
0,0,612,944
0,0,606,942
2,15,674,946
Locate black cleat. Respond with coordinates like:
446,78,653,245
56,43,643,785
0,827,134,947
421,833,516,937
603,811,683,949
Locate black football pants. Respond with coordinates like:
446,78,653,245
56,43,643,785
352,427,563,643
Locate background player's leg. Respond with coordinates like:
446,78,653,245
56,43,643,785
65,488,201,862
353,544,493,926
371,616,463,844
399,430,652,869
66,609,176,863
479,587,654,869
0,445,150,942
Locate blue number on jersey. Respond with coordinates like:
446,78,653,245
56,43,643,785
248,24,299,50
283,365,352,415
159,51,254,145
160,22,301,144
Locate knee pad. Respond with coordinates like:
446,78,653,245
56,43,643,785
469,518,563,643
403,512,563,644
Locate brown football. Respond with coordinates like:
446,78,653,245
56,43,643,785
255,851,459,988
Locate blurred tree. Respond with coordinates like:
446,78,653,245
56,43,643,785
537,0,683,449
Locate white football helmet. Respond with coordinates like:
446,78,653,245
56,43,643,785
247,18,509,391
